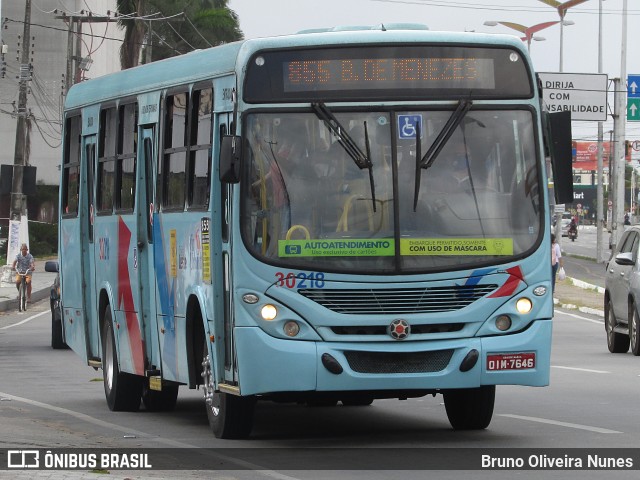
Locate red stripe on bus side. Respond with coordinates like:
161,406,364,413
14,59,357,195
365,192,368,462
118,217,145,375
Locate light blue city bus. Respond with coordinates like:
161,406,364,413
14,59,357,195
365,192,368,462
57,25,573,438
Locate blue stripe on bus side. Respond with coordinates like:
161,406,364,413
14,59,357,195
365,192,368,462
153,216,177,377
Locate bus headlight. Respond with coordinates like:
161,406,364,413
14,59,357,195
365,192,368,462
261,304,278,321
516,297,533,314
283,321,300,337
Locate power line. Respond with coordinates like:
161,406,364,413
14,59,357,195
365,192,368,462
371,0,640,16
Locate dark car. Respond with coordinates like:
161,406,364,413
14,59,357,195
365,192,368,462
604,226,640,355
44,260,67,349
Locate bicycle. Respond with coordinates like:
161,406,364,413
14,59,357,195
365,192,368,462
15,268,33,313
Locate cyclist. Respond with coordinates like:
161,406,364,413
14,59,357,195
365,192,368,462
12,243,35,303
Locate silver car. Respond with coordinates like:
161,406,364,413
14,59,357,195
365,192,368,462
605,226,640,355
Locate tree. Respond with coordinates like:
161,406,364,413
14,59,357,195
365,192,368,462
117,0,243,69
116,0,148,69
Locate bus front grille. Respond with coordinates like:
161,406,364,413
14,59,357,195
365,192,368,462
298,285,498,314
330,323,464,336
343,350,454,374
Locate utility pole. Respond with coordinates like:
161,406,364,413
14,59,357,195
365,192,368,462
611,78,621,249
3,0,32,269
55,13,119,93
614,0,628,250
596,0,605,263
10,0,31,223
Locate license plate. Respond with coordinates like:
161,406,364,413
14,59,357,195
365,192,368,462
486,352,535,371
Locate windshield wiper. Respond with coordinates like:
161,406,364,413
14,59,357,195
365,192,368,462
413,98,473,211
312,102,376,212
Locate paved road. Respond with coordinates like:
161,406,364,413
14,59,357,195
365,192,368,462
560,225,611,288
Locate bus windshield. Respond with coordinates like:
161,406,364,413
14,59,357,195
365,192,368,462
241,108,541,273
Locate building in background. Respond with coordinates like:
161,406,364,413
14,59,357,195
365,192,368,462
0,0,122,226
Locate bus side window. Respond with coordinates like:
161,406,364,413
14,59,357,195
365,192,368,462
163,92,188,210
117,102,137,212
97,107,117,213
62,115,81,216
187,87,213,209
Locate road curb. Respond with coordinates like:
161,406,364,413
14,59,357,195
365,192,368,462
554,275,604,317
0,288,50,313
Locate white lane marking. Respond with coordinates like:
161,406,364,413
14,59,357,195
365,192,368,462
0,391,191,447
552,366,610,374
499,414,621,434
556,310,603,325
0,391,300,480
0,309,48,330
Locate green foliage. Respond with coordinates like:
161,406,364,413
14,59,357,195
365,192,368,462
117,0,243,69
29,222,58,258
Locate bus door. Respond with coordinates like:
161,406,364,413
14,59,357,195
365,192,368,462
136,125,157,373
81,133,100,358
217,110,237,385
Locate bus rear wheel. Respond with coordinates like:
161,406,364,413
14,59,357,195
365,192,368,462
443,385,495,430
102,308,142,412
201,340,255,439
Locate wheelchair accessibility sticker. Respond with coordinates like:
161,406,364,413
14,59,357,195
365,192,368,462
398,115,422,140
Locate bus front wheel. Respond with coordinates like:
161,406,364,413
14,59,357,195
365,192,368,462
443,385,495,430
102,308,142,412
201,340,255,439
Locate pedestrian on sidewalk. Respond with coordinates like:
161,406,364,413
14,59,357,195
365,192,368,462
12,243,35,302
551,233,563,293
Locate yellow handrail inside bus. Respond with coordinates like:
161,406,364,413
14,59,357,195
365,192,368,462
336,194,374,232
286,224,311,240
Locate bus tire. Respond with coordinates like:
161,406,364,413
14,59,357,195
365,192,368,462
443,385,495,430
102,308,142,412
201,340,255,439
605,298,630,353
142,384,179,412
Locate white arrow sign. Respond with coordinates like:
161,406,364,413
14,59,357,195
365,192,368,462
631,103,639,118
631,81,639,95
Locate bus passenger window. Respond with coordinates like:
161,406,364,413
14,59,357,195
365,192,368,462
62,115,81,216
117,103,137,211
163,93,188,209
188,87,213,208
97,107,117,212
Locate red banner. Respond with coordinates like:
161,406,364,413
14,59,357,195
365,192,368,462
572,141,631,171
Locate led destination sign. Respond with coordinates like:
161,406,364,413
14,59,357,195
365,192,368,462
283,57,495,92
244,45,532,102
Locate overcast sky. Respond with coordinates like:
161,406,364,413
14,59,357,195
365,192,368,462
228,0,640,143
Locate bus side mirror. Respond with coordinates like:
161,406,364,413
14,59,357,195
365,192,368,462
544,110,573,205
219,135,242,184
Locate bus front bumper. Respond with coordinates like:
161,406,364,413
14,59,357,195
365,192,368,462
233,319,552,396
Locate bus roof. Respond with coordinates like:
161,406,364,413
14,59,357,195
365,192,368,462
65,28,528,110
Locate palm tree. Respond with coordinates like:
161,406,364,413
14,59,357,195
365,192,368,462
116,0,148,69
116,0,243,69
